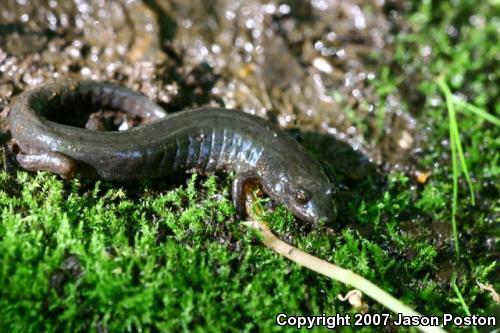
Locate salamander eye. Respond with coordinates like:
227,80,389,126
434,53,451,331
295,189,311,204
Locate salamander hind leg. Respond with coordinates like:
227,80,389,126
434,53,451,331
231,171,261,221
13,147,78,180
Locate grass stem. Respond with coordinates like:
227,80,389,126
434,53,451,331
453,96,500,127
451,273,478,333
243,219,448,333
436,76,468,256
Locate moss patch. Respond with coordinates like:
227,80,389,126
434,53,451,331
1,0,498,332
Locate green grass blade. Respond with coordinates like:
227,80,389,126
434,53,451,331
450,117,475,205
453,96,500,127
436,77,459,256
437,77,475,205
451,273,478,333
449,103,460,257
450,132,460,256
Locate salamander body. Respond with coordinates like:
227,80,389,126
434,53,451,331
9,81,337,223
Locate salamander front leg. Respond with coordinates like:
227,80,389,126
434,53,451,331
232,171,261,221
16,152,78,179
11,143,78,179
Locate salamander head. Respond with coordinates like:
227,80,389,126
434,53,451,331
261,162,338,224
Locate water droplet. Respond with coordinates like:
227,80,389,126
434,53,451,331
312,57,332,74
278,4,290,15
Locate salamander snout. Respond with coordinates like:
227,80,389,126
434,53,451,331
284,185,338,225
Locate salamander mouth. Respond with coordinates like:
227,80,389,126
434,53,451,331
285,203,324,224
289,200,337,225
262,185,336,224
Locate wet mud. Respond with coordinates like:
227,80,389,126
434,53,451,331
0,0,421,175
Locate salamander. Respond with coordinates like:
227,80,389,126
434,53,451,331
8,80,337,223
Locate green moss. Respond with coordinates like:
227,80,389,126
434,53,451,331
1,0,499,332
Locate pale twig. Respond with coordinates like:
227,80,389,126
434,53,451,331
243,219,447,333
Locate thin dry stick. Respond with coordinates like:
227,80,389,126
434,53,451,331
243,219,447,333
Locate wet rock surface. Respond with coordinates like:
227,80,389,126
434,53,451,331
0,0,420,173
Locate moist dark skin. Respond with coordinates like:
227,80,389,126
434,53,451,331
8,80,337,224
